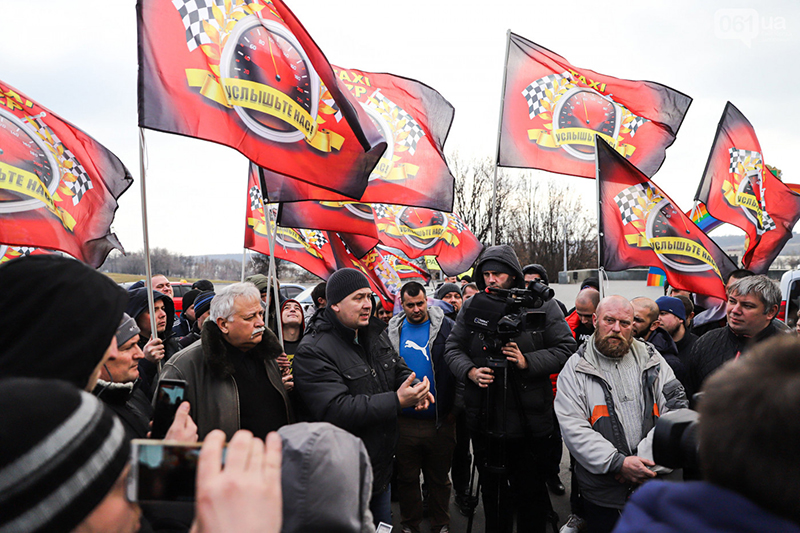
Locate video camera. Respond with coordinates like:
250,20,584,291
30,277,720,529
652,408,700,472
463,280,554,365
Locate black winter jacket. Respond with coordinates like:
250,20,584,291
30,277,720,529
685,322,784,402
645,327,685,385
444,244,576,438
127,288,181,395
293,307,414,495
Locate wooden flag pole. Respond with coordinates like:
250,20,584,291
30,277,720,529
138,128,160,370
491,29,512,247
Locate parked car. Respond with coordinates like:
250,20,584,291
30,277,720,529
294,286,316,318
779,270,800,327
279,283,305,301
171,281,193,313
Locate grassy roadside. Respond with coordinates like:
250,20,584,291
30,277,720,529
102,273,233,285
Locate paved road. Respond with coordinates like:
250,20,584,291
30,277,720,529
388,280,665,532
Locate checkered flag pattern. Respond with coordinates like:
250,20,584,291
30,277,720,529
728,148,762,174
522,72,568,119
320,82,343,122
172,0,225,52
762,211,776,231
249,186,263,212
303,230,328,247
626,116,647,137
615,183,658,225
372,204,392,220
372,91,425,155
11,247,35,256
450,213,466,233
29,116,92,205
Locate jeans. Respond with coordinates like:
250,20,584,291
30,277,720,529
370,486,392,528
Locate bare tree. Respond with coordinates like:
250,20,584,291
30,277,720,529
504,178,597,279
448,152,512,245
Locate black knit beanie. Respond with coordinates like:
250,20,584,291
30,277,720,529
326,268,371,305
193,291,216,318
182,289,200,310
0,377,129,533
0,255,128,389
480,259,515,277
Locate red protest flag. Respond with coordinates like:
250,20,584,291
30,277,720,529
244,172,334,280
275,197,379,249
138,0,385,199
598,139,736,300
260,67,455,210
372,204,482,276
499,32,691,178
328,232,402,309
378,246,431,283
695,102,800,273
0,82,132,268
744,172,800,273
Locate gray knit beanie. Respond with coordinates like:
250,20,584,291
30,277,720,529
0,378,129,533
327,269,371,305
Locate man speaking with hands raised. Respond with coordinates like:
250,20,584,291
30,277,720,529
293,268,433,527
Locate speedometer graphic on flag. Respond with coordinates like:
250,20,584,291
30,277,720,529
0,108,59,213
220,15,320,142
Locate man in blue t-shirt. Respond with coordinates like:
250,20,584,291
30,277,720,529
386,282,457,533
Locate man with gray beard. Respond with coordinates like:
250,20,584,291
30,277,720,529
555,296,688,533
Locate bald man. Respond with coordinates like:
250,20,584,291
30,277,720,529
566,289,601,350
556,296,688,533
631,297,683,383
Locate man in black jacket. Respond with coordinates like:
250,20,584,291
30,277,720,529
444,245,576,533
293,268,433,527
126,287,181,395
631,297,684,383
686,274,785,402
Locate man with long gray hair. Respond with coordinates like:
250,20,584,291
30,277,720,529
685,274,786,400
159,282,294,439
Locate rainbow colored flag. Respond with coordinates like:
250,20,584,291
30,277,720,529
647,267,666,287
687,202,724,233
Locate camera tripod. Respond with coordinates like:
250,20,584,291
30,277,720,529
464,359,560,533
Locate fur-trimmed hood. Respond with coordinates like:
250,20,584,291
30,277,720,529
201,320,284,380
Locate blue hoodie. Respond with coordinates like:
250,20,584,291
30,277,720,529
613,481,800,533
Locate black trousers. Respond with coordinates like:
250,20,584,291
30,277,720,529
471,432,550,533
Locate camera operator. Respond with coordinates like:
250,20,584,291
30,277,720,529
612,335,800,532
444,245,576,533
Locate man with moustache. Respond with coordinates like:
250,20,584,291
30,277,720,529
159,282,293,440
555,296,688,533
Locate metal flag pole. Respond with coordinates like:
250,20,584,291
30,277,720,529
241,247,247,282
138,128,160,370
491,29,512,246
595,138,605,300
262,200,284,346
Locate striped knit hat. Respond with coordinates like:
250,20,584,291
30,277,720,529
0,378,129,533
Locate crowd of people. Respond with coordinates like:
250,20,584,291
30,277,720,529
1,249,799,533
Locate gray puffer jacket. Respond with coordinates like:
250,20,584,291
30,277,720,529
555,336,688,509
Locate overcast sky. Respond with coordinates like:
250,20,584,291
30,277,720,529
2,0,797,256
